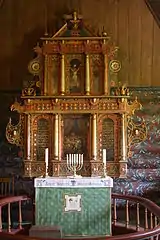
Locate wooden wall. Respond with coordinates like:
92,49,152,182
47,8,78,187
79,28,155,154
0,0,160,90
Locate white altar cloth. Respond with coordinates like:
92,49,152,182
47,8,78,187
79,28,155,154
34,176,113,188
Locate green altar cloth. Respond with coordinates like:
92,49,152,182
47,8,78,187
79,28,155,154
34,177,113,237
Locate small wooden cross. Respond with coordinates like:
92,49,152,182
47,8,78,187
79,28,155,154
64,11,83,30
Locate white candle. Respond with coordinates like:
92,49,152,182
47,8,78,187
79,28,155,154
67,154,69,165
75,154,78,164
71,154,73,165
103,149,106,164
73,154,75,165
45,148,49,169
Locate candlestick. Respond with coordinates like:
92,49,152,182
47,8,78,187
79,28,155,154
102,149,107,177
45,148,49,177
66,153,83,177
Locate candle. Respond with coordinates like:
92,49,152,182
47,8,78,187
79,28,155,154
75,154,78,164
67,154,69,165
81,154,83,164
45,148,49,169
103,149,106,164
71,154,73,165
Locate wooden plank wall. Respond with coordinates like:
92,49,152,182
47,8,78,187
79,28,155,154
80,0,159,86
0,0,160,89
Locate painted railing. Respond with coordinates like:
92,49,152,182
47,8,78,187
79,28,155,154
110,193,160,239
0,195,31,234
0,193,159,239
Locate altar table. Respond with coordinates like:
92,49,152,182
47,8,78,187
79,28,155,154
34,177,113,238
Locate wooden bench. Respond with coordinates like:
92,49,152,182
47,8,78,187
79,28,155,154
0,177,14,197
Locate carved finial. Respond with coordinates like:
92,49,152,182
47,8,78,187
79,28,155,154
64,11,82,20
33,43,42,55
70,11,81,29
73,11,78,21
115,82,130,96
102,26,107,37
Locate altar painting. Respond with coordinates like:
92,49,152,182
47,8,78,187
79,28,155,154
63,115,89,158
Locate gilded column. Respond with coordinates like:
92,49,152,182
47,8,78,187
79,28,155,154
119,113,128,177
58,114,62,161
44,41,48,95
27,114,31,160
60,54,65,95
54,114,59,160
121,113,127,161
85,54,90,95
104,53,109,95
92,114,97,160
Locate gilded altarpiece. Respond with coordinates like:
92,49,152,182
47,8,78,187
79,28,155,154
6,12,144,178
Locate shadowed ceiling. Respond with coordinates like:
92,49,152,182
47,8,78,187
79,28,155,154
145,0,160,27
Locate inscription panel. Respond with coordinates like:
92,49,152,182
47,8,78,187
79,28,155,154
36,118,50,161
102,118,114,161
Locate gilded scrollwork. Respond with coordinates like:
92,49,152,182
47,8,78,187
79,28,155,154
22,87,36,97
127,97,142,115
10,101,25,113
127,115,147,157
115,84,130,97
24,161,45,177
6,116,24,146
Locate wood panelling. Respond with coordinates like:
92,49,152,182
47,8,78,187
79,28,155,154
152,20,160,85
140,0,154,86
117,0,130,85
128,0,142,86
0,0,160,89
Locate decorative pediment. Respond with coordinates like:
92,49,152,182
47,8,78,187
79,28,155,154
50,12,96,38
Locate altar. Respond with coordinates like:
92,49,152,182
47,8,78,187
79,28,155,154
34,177,113,238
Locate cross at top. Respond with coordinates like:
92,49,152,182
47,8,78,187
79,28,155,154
64,11,83,30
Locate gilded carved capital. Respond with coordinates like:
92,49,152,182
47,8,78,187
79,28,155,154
11,101,25,113
127,97,142,115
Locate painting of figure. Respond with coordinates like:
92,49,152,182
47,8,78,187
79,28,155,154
63,114,89,157
69,58,81,93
